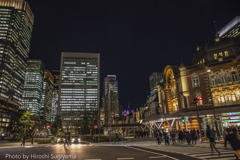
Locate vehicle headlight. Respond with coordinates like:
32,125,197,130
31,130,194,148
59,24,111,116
72,139,75,142
78,138,80,141
57,139,60,141
63,139,65,141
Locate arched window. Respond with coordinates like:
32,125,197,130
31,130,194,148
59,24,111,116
231,71,238,82
221,73,227,84
211,75,217,85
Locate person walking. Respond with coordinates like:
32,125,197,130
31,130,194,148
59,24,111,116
115,133,119,143
164,132,169,146
225,128,240,160
191,129,197,145
186,132,191,147
171,130,176,145
22,135,25,146
63,133,67,147
157,132,162,147
178,130,183,143
31,132,35,146
207,125,220,156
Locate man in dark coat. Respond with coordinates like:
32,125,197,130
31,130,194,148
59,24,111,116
225,128,240,160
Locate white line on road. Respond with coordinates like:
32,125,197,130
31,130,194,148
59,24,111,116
149,156,165,158
117,158,134,160
126,146,179,160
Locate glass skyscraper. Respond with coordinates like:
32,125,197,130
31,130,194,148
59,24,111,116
0,0,34,132
103,75,119,125
51,70,60,122
58,52,100,132
218,16,240,38
40,70,54,123
20,60,45,117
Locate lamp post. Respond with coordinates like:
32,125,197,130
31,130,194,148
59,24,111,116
206,69,220,137
194,97,202,141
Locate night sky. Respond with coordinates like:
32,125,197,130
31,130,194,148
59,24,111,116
26,0,240,109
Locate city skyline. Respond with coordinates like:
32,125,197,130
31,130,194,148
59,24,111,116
27,0,240,109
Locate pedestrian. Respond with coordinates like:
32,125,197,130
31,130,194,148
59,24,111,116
22,135,25,146
191,129,197,145
31,132,35,146
157,132,162,147
178,130,183,143
207,125,220,156
67,133,71,146
186,132,191,147
63,133,67,147
115,133,119,143
164,132,169,146
225,128,240,160
171,130,176,145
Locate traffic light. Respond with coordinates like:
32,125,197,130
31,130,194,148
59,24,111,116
181,117,185,123
193,97,202,105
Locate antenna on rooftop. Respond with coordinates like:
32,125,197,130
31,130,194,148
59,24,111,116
213,21,218,35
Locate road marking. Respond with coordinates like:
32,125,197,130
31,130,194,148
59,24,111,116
149,156,165,158
126,146,179,160
117,158,134,160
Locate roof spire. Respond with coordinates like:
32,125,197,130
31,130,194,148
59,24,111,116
213,21,218,35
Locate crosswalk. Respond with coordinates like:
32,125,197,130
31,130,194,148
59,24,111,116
138,146,237,160
185,149,236,160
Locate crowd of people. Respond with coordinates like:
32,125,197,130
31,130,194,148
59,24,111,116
155,126,240,160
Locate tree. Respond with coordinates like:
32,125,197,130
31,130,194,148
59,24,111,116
50,115,63,137
18,111,35,135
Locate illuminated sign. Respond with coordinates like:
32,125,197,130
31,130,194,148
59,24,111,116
222,112,240,116
222,119,240,123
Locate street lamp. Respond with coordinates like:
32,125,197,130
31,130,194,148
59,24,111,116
206,69,220,137
193,97,202,141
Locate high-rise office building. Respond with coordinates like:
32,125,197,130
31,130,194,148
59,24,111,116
51,70,60,122
58,52,100,132
149,72,163,92
0,0,34,131
20,60,45,117
103,75,119,125
218,16,240,38
40,70,54,122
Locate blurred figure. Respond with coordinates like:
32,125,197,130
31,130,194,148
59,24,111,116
225,128,240,160
207,125,220,156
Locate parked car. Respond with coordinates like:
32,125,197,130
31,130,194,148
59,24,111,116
56,135,65,143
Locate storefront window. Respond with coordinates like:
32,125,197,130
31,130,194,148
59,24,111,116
232,94,236,102
221,96,225,103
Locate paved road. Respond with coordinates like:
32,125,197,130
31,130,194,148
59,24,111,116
0,144,203,160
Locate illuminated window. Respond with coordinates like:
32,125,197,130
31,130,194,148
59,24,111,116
231,71,238,82
203,59,205,63
198,62,199,64
211,75,217,85
224,51,229,57
200,60,202,64
219,52,223,56
192,76,199,87
214,54,218,59
221,74,227,84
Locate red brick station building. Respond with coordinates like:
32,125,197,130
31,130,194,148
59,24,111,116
122,36,240,137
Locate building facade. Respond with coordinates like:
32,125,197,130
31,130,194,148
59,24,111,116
218,16,240,38
0,0,34,132
103,75,119,125
20,60,45,118
51,70,60,122
58,52,100,133
40,70,54,123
